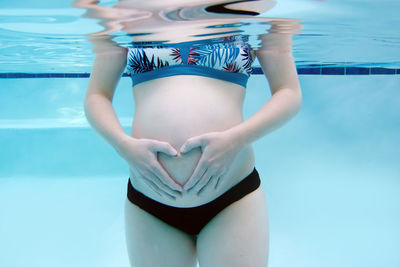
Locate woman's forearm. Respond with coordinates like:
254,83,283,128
84,93,130,151
229,88,302,147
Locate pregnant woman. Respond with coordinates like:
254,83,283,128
84,31,301,267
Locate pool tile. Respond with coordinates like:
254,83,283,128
321,67,345,75
7,73,36,78
64,73,80,77
36,73,51,77
51,73,65,77
297,67,321,74
371,67,395,74
345,67,369,75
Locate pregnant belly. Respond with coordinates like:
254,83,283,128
158,147,203,186
129,116,255,207
128,76,255,207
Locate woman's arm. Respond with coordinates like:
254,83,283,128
84,39,130,151
83,37,183,197
179,30,302,193
228,31,302,147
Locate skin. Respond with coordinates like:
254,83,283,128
84,27,302,267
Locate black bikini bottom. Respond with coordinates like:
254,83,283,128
126,167,261,236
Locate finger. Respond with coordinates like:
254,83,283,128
135,170,163,197
192,167,215,194
150,164,183,192
151,141,178,157
141,171,177,200
184,163,208,191
214,172,226,190
135,168,173,198
146,169,182,198
145,179,176,200
210,174,220,190
130,168,142,182
195,166,223,195
197,175,215,196
180,136,205,154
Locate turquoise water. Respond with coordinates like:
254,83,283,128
1,0,400,267
1,75,399,267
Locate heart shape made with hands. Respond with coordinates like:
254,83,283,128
157,146,202,186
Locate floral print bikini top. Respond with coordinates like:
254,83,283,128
125,35,256,88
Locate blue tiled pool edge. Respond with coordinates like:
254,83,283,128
1,66,399,78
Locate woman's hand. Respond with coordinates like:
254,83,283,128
179,129,244,196
116,136,183,200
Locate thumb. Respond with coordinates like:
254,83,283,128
152,141,178,156
180,137,204,154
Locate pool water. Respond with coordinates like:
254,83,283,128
0,0,399,267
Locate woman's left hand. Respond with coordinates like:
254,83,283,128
179,129,244,196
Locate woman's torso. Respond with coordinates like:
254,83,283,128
126,37,256,207
129,75,255,207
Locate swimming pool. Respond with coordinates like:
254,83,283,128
0,1,399,267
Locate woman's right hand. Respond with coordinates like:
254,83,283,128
115,136,183,200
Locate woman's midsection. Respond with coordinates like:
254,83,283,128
128,76,255,207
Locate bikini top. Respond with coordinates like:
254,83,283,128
125,35,256,88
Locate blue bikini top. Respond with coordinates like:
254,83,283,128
125,35,256,88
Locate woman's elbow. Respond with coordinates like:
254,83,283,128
83,95,93,121
279,86,302,114
288,83,302,112
283,86,302,117
294,90,302,112
83,93,101,118
83,93,94,112
292,90,302,116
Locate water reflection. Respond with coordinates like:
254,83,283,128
73,0,302,51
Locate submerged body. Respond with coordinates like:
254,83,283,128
84,31,301,267
129,74,256,207
124,72,269,266
125,37,258,207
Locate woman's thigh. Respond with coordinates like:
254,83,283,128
196,186,270,267
124,199,198,267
